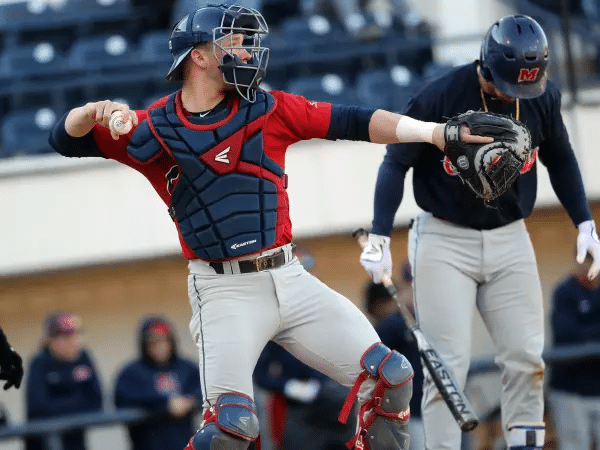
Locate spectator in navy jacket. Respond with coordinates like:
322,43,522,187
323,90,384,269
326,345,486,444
25,311,103,450
548,251,600,450
114,316,202,450
253,340,355,450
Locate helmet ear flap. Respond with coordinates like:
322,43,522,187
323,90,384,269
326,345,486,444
480,62,493,82
479,29,494,82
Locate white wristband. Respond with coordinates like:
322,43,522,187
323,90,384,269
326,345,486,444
395,116,437,144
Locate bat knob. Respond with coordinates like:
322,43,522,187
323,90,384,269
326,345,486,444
352,228,368,238
461,418,479,432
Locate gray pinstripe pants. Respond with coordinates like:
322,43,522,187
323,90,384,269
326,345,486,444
408,211,545,450
186,250,380,411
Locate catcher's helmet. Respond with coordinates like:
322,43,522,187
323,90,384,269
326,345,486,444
480,15,548,99
167,3,269,102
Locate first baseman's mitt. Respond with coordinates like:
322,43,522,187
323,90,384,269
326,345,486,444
443,110,532,202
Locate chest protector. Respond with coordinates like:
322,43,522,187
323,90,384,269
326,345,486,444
127,90,282,261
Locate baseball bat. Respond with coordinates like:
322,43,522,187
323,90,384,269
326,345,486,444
354,228,479,432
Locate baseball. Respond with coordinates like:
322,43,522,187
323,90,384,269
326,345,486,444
109,111,133,135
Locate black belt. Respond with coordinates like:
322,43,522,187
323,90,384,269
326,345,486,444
209,245,296,274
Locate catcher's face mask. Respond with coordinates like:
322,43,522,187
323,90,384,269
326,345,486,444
213,5,269,103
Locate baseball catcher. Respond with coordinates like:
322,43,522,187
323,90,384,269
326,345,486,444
443,110,532,202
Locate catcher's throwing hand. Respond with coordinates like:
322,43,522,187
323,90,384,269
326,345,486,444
0,328,23,390
442,110,532,201
83,100,139,140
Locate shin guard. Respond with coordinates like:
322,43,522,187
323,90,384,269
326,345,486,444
339,343,413,450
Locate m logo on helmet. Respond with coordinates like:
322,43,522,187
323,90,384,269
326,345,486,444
518,68,539,82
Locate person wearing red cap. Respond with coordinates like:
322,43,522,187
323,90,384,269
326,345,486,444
25,311,103,450
114,316,202,450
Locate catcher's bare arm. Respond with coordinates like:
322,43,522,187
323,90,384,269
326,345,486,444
367,110,494,148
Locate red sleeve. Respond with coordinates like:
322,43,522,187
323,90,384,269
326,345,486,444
267,90,332,144
90,110,149,167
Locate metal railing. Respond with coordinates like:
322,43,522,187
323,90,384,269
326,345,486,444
0,408,152,450
1,343,600,450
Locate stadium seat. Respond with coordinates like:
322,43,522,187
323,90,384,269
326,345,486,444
140,30,173,75
171,0,261,26
0,107,58,157
0,1,78,51
286,74,356,105
274,15,357,77
68,34,140,73
355,65,423,111
0,2,48,29
72,0,131,14
280,15,345,47
0,42,67,80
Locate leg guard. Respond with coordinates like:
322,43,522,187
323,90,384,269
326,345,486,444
339,343,413,450
184,393,260,450
507,423,545,450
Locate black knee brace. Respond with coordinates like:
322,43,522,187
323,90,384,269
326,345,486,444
185,393,260,450
340,343,414,450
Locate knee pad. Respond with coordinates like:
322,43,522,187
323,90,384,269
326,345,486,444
185,393,260,450
507,423,545,450
340,343,414,450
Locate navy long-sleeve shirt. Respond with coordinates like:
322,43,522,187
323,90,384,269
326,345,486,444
253,341,353,432
26,348,103,450
253,341,326,394
372,61,591,234
549,275,600,395
114,357,202,450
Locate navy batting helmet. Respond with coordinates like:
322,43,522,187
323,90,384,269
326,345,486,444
480,15,548,99
167,3,269,102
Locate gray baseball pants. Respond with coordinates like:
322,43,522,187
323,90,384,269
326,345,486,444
408,212,545,450
187,244,381,412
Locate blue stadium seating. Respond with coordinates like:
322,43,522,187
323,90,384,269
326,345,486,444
286,74,356,105
71,0,131,15
0,42,67,80
66,0,141,40
280,15,345,47
0,0,138,51
140,30,173,76
355,66,423,111
270,16,358,78
0,1,75,50
68,34,140,73
0,107,58,157
0,2,48,29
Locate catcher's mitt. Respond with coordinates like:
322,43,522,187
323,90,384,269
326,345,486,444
443,110,532,202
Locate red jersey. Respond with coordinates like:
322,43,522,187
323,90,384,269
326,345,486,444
90,90,333,260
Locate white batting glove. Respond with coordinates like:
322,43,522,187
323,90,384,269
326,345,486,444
359,233,392,284
283,379,321,403
577,220,600,280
